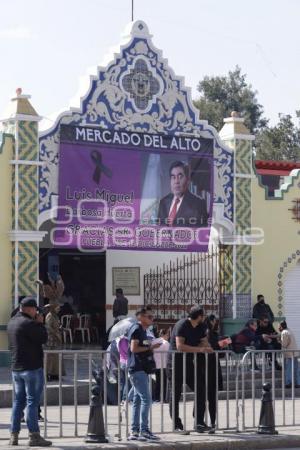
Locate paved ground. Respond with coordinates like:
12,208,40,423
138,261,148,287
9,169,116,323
1,403,300,450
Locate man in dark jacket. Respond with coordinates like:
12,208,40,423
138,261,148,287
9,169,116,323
256,315,281,370
157,161,208,228
7,297,52,447
252,294,274,323
232,319,261,354
113,288,128,323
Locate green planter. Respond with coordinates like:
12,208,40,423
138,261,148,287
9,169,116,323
0,352,11,367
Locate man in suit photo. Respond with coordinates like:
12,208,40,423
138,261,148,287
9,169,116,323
157,160,208,228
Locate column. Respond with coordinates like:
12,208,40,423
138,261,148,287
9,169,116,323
219,111,255,320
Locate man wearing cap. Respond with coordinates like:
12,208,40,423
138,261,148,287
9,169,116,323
7,297,52,447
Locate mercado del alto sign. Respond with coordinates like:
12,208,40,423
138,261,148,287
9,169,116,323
62,125,213,153
54,125,214,253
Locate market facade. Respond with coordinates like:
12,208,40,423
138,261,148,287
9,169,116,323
0,20,299,357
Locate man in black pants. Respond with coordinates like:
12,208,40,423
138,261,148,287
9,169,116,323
167,306,213,433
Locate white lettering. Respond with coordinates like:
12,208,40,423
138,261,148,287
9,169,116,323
94,129,102,143
121,132,130,145
170,137,178,149
102,130,112,143
76,127,86,140
131,133,141,146
144,134,153,147
191,139,201,151
87,129,94,142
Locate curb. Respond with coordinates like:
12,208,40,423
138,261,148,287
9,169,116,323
4,434,300,450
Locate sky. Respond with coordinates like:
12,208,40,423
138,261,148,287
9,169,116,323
1,0,300,128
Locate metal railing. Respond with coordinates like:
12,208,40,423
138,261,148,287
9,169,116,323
239,349,300,431
1,349,239,439
1,348,300,439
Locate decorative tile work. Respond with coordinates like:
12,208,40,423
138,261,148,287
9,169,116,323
121,58,161,111
11,118,39,302
18,165,37,230
236,294,252,318
17,242,38,296
223,294,233,318
277,251,300,316
11,244,15,307
39,21,234,227
235,178,251,229
19,121,38,160
235,140,252,174
11,165,15,227
236,245,251,294
220,245,233,293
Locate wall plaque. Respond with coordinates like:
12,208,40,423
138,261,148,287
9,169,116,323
112,267,140,295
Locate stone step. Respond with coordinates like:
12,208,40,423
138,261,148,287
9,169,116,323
184,387,300,401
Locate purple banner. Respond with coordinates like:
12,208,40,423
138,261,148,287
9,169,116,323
55,125,213,252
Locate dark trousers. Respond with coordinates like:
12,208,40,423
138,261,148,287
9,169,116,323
167,355,206,427
260,340,281,361
207,354,217,426
154,368,167,402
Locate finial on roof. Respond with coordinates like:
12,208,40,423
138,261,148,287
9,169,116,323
231,111,239,118
16,88,22,96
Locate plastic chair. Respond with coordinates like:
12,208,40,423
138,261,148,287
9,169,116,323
74,314,91,344
60,314,73,344
91,326,99,343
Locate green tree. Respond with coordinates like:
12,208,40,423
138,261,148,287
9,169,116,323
193,66,267,133
255,114,300,161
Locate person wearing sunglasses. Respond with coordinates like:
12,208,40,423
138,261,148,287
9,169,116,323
127,308,162,441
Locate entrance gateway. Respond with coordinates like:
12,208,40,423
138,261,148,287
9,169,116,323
2,21,255,343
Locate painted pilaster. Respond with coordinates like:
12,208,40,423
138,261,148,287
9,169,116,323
1,89,45,308
219,112,255,319
0,129,14,350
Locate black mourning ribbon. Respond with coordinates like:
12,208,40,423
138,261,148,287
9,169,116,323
90,150,113,184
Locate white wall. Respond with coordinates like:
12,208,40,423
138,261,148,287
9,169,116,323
105,249,191,329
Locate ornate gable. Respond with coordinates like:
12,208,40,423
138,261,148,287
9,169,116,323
39,20,233,227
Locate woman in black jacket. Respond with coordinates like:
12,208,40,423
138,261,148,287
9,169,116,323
204,315,225,433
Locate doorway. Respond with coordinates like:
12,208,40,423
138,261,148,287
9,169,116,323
39,249,106,342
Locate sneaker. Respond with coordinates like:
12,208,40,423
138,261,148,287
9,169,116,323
128,432,139,441
196,423,211,433
174,418,189,434
175,428,190,435
140,430,160,441
208,426,216,434
137,434,147,442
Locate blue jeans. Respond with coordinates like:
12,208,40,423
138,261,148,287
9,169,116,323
285,358,300,385
11,368,44,433
129,371,151,433
120,365,132,402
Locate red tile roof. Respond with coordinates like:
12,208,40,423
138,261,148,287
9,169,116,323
255,160,300,175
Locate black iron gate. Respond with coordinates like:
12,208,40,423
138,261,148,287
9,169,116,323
144,246,229,325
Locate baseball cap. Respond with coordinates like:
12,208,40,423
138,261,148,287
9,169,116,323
20,297,38,308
